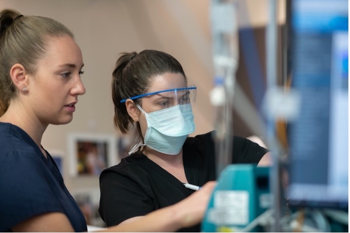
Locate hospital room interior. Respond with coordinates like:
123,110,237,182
0,0,348,232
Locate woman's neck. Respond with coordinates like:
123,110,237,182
143,147,188,183
143,147,182,164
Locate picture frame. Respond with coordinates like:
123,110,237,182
68,133,118,177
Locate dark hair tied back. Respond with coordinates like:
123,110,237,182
111,52,138,134
0,10,22,37
112,49,187,138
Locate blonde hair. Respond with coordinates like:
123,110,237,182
0,9,74,116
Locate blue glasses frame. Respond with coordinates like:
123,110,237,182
120,86,197,103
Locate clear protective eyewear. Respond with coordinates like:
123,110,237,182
120,86,197,112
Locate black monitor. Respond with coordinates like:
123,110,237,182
287,0,348,209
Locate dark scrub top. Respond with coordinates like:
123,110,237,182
0,122,87,232
99,131,268,232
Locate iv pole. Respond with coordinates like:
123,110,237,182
210,0,238,177
266,0,282,231
210,0,283,231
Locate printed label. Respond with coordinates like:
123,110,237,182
207,190,249,225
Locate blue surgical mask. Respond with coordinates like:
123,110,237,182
129,103,195,155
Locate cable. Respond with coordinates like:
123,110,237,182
322,209,348,225
240,209,274,232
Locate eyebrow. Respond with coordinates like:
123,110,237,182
153,90,190,99
152,95,173,100
120,87,196,103
58,63,85,69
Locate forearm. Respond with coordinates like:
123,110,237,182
101,205,182,232
99,181,216,232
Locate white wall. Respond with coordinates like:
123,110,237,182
1,0,285,191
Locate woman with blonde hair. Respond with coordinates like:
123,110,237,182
0,9,215,232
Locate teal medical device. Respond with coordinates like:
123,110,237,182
201,165,270,232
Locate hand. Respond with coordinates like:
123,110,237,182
174,181,216,228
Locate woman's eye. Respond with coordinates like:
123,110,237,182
79,71,85,76
159,101,169,107
60,72,71,78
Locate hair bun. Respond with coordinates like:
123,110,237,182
0,10,22,37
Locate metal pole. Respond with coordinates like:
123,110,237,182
210,0,239,177
266,0,281,231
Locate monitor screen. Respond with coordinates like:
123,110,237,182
287,0,348,209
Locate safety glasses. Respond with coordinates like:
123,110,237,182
120,86,197,111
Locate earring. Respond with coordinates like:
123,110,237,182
22,87,28,92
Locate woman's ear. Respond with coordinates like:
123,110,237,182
10,63,28,93
125,99,140,122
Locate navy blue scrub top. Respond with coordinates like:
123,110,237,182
0,122,87,232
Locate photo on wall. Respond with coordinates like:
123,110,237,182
68,133,118,177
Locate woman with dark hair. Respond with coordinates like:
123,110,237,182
99,49,270,231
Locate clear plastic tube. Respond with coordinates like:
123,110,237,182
210,0,239,176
